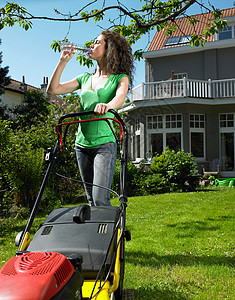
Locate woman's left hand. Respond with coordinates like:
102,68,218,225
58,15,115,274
94,103,110,116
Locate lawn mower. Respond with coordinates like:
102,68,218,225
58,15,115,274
0,110,132,300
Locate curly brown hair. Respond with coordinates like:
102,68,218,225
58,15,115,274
101,30,135,88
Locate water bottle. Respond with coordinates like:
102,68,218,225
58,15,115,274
60,42,91,54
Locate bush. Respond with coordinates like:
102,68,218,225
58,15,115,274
112,160,149,197
150,147,199,192
112,147,199,197
141,173,169,195
0,95,82,215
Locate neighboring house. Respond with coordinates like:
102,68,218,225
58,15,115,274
122,7,235,177
0,76,61,110
1,77,37,109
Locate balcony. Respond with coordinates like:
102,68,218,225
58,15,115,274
130,78,235,101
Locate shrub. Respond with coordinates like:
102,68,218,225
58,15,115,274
0,94,84,215
150,147,199,192
112,160,149,197
141,173,169,195
0,119,15,216
6,145,45,209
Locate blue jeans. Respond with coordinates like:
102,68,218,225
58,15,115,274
75,142,117,206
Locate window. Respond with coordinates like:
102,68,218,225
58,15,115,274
149,133,163,155
135,118,140,131
216,24,235,41
190,114,205,159
173,73,188,80
179,35,191,44
220,113,235,171
147,115,163,129
166,132,181,152
165,36,180,46
220,133,234,171
190,114,205,128
165,35,191,46
166,114,182,128
219,26,232,40
220,114,234,128
136,135,140,159
147,114,182,156
191,132,204,158
135,118,141,159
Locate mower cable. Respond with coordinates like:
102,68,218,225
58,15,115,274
54,172,120,198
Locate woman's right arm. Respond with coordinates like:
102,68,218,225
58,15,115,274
47,49,79,95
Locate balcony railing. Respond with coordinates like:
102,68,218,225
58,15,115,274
130,78,235,101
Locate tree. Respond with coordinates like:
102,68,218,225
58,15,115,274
0,1,228,61
0,99,8,119
0,39,10,118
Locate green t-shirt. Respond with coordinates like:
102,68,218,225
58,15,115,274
75,73,128,148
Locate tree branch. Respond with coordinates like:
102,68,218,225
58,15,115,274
4,0,196,29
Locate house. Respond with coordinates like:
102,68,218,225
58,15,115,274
1,76,37,109
121,7,235,178
0,76,61,110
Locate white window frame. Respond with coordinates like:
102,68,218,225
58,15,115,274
219,113,235,174
146,114,183,156
135,117,140,132
179,35,191,44
165,36,180,46
147,115,163,130
165,35,191,46
189,114,206,162
214,23,235,41
173,72,188,80
134,118,141,161
218,25,233,40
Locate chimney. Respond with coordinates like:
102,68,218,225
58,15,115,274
41,77,50,97
41,76,49,95
19,76,27,93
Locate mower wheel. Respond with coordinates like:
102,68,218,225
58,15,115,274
121,289,136,300
15,231,23,246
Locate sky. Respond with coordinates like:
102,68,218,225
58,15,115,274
0,0,234,89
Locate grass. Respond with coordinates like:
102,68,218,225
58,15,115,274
0,215,46,267
118,187,235,299
1,187,234,299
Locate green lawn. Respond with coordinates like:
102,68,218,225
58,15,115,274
118,187,235,299
1,187,234,299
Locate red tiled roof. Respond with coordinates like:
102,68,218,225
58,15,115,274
148,7,235,52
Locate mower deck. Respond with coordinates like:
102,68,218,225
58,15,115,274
28,205,121,278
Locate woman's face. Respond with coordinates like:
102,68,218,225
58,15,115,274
89,34,106,61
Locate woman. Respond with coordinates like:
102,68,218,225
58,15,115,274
47,30,134,206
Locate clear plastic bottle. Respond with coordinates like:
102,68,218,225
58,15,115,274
60,42,90,54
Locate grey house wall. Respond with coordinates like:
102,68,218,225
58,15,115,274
145,46,235,82
128,102,235,166
128,42,235,176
